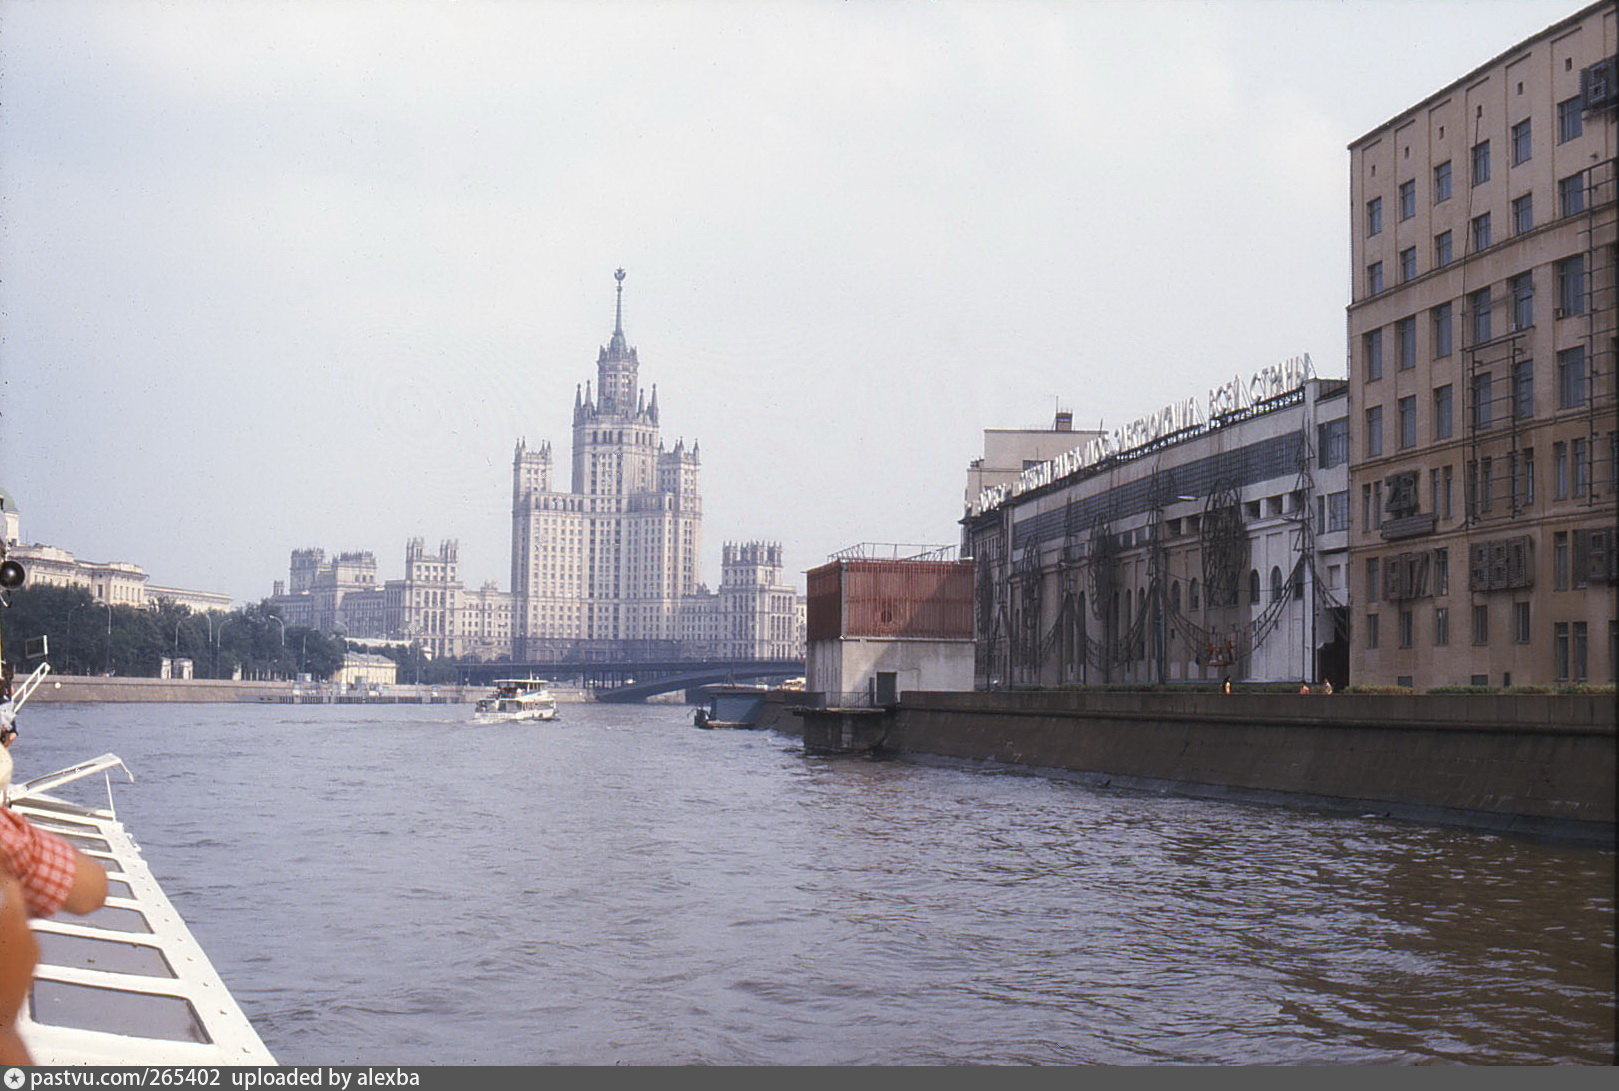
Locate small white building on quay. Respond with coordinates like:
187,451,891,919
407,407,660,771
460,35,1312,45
963,356,1350,688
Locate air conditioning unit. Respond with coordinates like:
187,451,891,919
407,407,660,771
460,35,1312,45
1582,57,1618,110
1555,307,1569,319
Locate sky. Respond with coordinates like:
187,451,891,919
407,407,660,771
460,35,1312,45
0,0,1593,603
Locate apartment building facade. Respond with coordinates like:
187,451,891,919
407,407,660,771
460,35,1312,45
1347,1,1617,687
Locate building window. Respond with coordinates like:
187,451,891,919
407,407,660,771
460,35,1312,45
1363,328,1383,380
1574,621,1588,682
1397,316,1416,368
1554,442,1569,499
1367,261,1384,295
1470,212,1492,252
1434,230,1453,267
1512,193,1533,235
1434,384,1454,440
1557,95,1583,143
1399,395,1417,449
1469,288,1492,344
1559,172,1587,217
1435,547,1450,595
1512,360,1534,420
1365,405,1383,457
1472,604,1489,645
1365,613,1380,649
1249,569,1261,603
1512,601,1530,644
1399,247,1417,282
1558,346,1588,407
1441,466,1454,521
1434,606,1450,646
1366,196,1383,236
1510,118,1532,165
1398,179,1415,220
1555,530,1570,589
1471,371,1493,431
1318,418,1349,468
1434,159,1452,202
1512,447,1535,508
1327,490,1350,532
1556,254,1586,316
1365,557,1380,603
1510,272,1533,330
1399,610,1414,648
1471,139,1490,186
1574,437,1590,497
1432,302,1453,357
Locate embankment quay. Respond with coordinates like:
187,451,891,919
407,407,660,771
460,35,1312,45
31,675,481,704
776,690,1616,847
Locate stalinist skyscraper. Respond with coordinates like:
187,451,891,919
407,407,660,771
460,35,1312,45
510,269,703,660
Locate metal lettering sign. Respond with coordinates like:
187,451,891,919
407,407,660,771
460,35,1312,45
971,353,1314,516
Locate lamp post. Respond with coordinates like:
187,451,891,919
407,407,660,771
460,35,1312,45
269,616,285,682
95,600,112,676
67,602,88,675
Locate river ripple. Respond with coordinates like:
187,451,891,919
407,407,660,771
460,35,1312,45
14,701,1614,1065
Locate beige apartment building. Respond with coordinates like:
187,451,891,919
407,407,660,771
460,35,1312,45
1348,1,1617,687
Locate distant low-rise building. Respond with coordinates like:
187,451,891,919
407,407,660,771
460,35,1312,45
1,492,231,612
332,652,398,689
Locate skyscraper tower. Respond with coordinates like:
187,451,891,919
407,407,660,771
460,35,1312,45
511,269,703,659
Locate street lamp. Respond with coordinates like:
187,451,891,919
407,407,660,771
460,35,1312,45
95,600,112,676
67,602,88,675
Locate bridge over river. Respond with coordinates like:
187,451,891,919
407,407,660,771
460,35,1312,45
457,658,803,703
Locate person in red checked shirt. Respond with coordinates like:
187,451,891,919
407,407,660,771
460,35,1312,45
0,733,108,1064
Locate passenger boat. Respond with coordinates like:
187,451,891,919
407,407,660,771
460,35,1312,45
473,679,560,724
11,753,278,1065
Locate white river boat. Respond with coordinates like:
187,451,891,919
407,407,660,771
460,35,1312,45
472,679,560,724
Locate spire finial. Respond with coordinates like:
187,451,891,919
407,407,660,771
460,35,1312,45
613,267,626,337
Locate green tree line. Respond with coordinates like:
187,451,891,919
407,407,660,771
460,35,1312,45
0,584,346,680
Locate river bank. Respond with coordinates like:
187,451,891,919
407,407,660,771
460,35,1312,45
768,690,1617,846
26,675,592,704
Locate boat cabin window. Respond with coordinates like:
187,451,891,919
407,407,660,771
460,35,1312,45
30,980,211,1043
35,933,177,978
55,832,113,854
78,905,154,934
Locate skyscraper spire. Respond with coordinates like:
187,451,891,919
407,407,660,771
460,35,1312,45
607,267,629,358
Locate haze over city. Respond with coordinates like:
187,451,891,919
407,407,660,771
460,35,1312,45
0,0,1587,604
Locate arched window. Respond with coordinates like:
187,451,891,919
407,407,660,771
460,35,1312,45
1291,564,1305,597
1249,569,1261,602
1170,581,1181,612
1270,566,1284,601
1189,578,1200,611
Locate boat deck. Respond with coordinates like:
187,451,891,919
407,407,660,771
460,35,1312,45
10,755,276,1065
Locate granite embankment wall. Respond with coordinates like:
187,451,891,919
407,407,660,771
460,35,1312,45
770,689,1616,844
27,676,479,703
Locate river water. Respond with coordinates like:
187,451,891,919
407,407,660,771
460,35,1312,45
12,701,1615,1065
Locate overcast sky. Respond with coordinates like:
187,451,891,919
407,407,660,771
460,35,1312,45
0,0,1589,603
